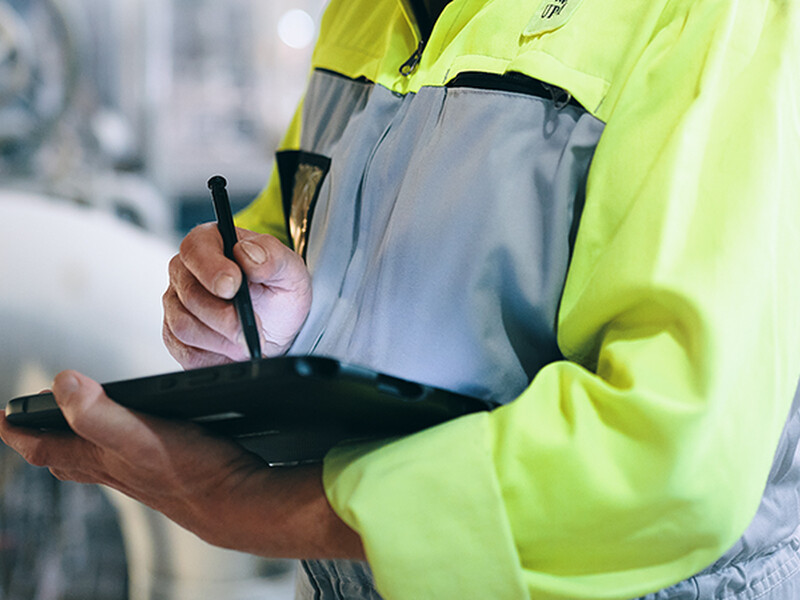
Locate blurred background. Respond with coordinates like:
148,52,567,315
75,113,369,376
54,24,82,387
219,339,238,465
0,0,326,598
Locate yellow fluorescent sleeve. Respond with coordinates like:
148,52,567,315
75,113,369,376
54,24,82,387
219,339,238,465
322,2,800,599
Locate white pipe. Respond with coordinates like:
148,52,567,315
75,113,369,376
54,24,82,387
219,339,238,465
0,191,295,600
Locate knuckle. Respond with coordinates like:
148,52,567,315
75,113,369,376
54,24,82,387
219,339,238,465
163,329,193,367
167,253,182,275
181,223,206,247
26,442,51,467
168,257,193,293
162,285,176,311
167,259,184,289
181,223,216,259
165,282,209,331
161,321,175,349
177,278,207,313
165,310,195,343
163,323,192,367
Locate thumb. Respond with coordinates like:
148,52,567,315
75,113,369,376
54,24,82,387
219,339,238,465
234,232,309,291
52,371,151,454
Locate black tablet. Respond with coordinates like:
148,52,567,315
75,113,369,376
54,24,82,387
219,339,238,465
5,356,493,465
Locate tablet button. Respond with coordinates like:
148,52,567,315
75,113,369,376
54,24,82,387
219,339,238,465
159,376,179,390
226,363,249,380
376,376,424,400
295,358,314,377
188,371,219,385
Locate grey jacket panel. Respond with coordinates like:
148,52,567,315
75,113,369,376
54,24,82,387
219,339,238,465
289,71,603,404
300,70,374,152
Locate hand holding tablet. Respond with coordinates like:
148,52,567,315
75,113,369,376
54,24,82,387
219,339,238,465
5,176,493,465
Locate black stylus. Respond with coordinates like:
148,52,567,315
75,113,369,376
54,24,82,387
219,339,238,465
207,175,262,360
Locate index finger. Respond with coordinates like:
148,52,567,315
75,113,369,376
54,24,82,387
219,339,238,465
179,222,242,300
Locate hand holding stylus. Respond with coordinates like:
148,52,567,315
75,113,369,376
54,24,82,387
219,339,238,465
2,176,355,562
162,181,312,369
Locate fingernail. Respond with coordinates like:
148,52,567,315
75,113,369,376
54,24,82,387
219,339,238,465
214,274,237,298
240,240,267,264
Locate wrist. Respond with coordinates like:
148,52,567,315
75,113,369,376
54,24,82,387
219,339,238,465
196,462,365,560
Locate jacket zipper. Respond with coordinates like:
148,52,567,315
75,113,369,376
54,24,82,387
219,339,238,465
400,40,426,76
397,0,426,76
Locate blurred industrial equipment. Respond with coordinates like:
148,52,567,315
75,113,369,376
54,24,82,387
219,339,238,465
0,0,323,228
0,0,325,598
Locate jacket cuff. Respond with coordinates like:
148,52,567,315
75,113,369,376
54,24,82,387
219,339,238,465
323,412,527,599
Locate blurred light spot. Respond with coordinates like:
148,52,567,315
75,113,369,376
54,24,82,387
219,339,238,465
277,9,315,50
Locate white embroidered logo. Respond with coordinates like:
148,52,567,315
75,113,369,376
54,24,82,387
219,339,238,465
541,0,567,19
525,0,585,36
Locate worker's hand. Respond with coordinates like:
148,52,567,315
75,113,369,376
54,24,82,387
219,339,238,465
163,224,312,368
0,370,364,560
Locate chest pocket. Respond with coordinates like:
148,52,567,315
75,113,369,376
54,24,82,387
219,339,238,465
276,150,332,260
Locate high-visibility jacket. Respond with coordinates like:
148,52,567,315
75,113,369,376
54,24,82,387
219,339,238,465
236,1,800,598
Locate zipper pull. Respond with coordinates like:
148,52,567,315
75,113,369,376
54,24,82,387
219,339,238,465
541,82,573,110
399,40,426,76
